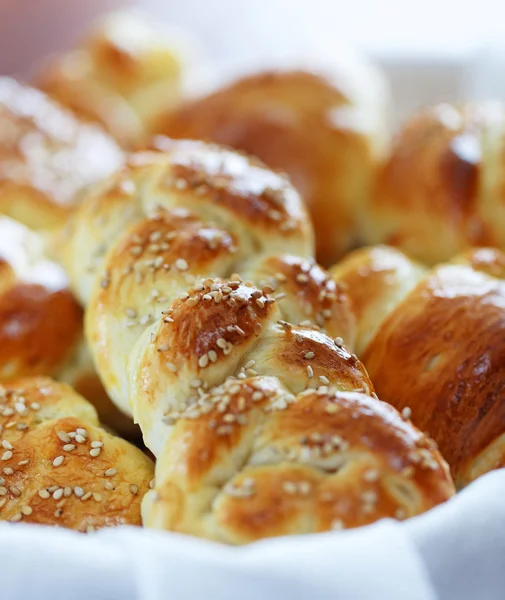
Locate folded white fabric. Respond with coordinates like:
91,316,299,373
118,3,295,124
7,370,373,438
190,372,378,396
1,469,504,600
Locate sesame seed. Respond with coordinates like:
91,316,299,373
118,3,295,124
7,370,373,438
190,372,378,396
81,492,92,501
319,375,330,385
296,274,309,284
282,481,297,495
334,337,344,347
21,506,32,516
63,444,76,452
53,488,63,500
175,258,189,271
90,448,101,458
364,469,380,482
331,519,344,530
325,403,339,414
17,460,29,467
76,428,88,438
149,479,155,489
306,366,314,378
0,486,6,496
73,486,84,498
254,323,262,335
130,484,139,495
165,362,178,373
38,489,50,499
402,407,412,420
208,350,218,363
2,468,13,475
52,456,64,467
91,441,103,448
93,493,102,502
75,434,86,444
304,352,315,360
0,498,6,508
198,355,209,368
1,451,12,461
104,468,117,477
217,338,227,349
1,440,12,450
64,487,72,497
9,513,22,522
57,432,71,444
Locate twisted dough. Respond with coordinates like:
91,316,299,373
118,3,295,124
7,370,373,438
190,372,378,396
331,245,505,488
62,140,453,541
0,377,153,531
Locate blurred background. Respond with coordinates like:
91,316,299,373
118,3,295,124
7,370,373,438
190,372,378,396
1,0,505,122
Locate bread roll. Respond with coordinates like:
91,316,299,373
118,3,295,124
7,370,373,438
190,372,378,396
37,10,185,148
331,245,505,487
143,378,453,543
0,214,136,437
369,102,505,264
154,66,389,266
62,139,454,541
0,77,123,231
0,377,153,531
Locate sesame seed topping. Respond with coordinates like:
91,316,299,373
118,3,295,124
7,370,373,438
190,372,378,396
165,362,178,373
57,431,71,443
53,488,64,500
75,434,86,444
38,489,50,499
81,492,92,501
304,352,315,360
93,493,102,502
52,456,64,467
175,258,189,271
331,519,344,531
1,440,12,450
306,365,314,379
319,375,330,385
90,448,101,458
91,441,103,448
73,486,84,498
130,484,139,495
401,407,412,420
104,468,117,477
334,337,343,347
1,451,12,461
325,403,339,414
21,506,32,516
63,444,76,452
198,355,209,368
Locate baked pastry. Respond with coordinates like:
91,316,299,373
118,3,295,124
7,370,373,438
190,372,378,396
37,10,186,148
142,378,453,543
154,65,390,266
368,102,505,264
0,214,136,437
0,377,153,531
0,77,123,231
331,245,505,488
61,139,454,541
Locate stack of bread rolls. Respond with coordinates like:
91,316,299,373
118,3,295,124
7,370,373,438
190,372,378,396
1,9,504,544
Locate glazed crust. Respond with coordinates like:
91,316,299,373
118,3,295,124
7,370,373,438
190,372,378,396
0,377,153,531
37,11,184,148
62,139,453,542
0,215,137,437
143,378,453,544
332,244,505,487
369,102,505,264
0,77,123,231
155,69,389,266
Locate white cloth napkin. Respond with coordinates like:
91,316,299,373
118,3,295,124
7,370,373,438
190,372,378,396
1,469,504,600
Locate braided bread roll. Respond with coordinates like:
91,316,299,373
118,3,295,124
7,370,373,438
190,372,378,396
154,63,390,267
331,245,505,488
0,77,123,231
37,10,186,149
62,140,453,541
0,377,153,531
0,214,136,437
368,102,505,265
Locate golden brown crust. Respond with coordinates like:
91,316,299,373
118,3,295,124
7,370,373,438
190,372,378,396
0,77,123,231
155,69,389,266
369,102,505,264
0,377,153,530
143,378,453,544
362,261,505,487
37,11,184,148
62,140,453,541
330,246,426,354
